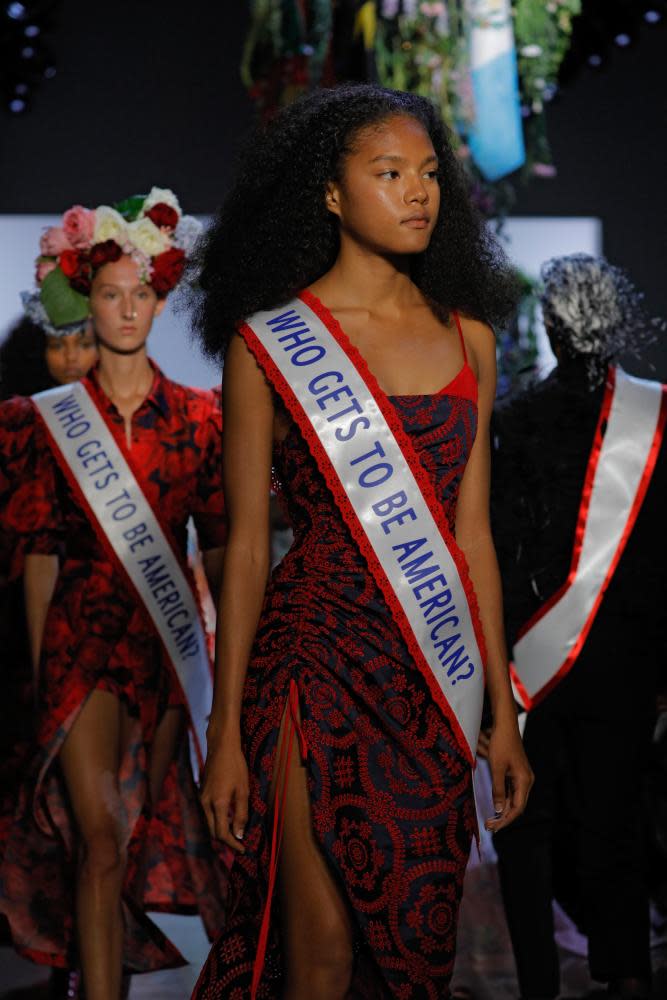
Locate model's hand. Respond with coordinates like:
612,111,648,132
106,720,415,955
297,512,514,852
484,714,533,833
200,733,249,853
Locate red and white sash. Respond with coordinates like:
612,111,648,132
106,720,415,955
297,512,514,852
511,367,666,710
241,292,486,764
32,381,213,769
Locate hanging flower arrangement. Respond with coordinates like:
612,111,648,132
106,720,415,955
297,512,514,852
241,0,581,217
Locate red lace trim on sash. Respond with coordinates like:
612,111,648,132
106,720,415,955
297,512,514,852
510,367,667,708
251,678,306,999
239,298,485,769
300,290,488,679
33,389,210,770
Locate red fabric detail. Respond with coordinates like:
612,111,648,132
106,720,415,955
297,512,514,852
452,310,468,365
239,292,486,767
251,678,305,998
509,662,533,712
516,368,667,708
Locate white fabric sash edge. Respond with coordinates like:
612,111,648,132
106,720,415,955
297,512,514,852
32,382,212,766
243,297,485,761
511,368,664,708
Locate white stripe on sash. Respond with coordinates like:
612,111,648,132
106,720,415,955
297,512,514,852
511,368,665,708
243,297,485,762
32,381,212,767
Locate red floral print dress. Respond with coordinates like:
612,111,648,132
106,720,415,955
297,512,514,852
0,364,228,972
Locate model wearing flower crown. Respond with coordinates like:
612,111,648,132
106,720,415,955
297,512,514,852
0,188,229,1000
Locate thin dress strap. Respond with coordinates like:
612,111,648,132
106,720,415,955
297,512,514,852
453,311,468,365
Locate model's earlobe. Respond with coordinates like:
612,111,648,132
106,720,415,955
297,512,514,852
325,182,341,217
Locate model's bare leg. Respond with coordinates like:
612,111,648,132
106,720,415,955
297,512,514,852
271,707,354,1000
59,689,131,1000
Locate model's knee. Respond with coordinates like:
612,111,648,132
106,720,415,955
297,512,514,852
79,828,125,882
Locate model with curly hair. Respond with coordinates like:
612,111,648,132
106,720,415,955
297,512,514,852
194,84,533,1000
0,316,97,399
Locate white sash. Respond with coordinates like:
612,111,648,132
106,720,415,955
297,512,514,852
511,368,665,709
242,295,485,763
32,381,212,767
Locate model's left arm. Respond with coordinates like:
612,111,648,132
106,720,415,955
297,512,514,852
194,390,228,605
455,319,533,832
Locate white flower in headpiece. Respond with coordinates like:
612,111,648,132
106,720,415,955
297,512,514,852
94,206,129,247
142,186,182,217
127,216,170,258
173,215,203,256
129,247,153,284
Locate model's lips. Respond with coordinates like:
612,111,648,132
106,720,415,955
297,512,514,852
402,214,431,229
120,325,137,333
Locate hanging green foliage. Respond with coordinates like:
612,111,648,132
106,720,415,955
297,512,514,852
241,0,581,213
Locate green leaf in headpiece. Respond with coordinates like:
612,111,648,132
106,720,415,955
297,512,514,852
112,194,147,222
40,267,89,328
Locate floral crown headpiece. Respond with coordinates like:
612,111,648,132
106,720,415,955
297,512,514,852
24,187,202,337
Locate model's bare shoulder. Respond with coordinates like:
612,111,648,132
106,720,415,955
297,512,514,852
456,314,496,377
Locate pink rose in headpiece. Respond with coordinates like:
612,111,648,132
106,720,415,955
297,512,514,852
62,205,96,248
35,258,57,284
40,226,73,256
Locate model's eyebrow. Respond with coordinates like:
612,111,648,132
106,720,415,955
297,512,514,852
368,153,439,167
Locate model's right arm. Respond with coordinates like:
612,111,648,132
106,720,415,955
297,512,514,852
200,332,274,853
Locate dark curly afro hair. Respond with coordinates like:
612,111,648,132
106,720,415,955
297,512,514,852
188,83,519,362
0,316,51,399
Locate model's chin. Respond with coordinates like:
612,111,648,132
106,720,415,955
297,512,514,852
396,230,433,254
95,333,149,355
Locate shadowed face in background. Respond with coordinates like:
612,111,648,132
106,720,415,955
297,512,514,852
45,327,98,384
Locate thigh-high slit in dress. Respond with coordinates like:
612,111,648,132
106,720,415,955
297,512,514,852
0,367,229,972
194,320,480,999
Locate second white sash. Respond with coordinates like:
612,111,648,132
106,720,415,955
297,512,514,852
33,381,212,766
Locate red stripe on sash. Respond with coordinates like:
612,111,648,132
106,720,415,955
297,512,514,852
239,297,484,768
33,392,210,771
511,370,667,709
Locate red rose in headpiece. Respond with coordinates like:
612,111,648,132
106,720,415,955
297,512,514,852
90,240,123,270
59,249,92,295
146,203,179,230
151,247,186,295
70,274,92,295
59,249,85,278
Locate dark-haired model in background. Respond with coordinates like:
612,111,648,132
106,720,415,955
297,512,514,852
191,84,532,1000
491,255,666,1000
0,317,98,988
0,316,98,401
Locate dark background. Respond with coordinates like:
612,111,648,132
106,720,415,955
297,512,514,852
2,1,666,372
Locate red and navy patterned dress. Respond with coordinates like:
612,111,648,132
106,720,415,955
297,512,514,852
194,306,479,999
0,364,228,972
